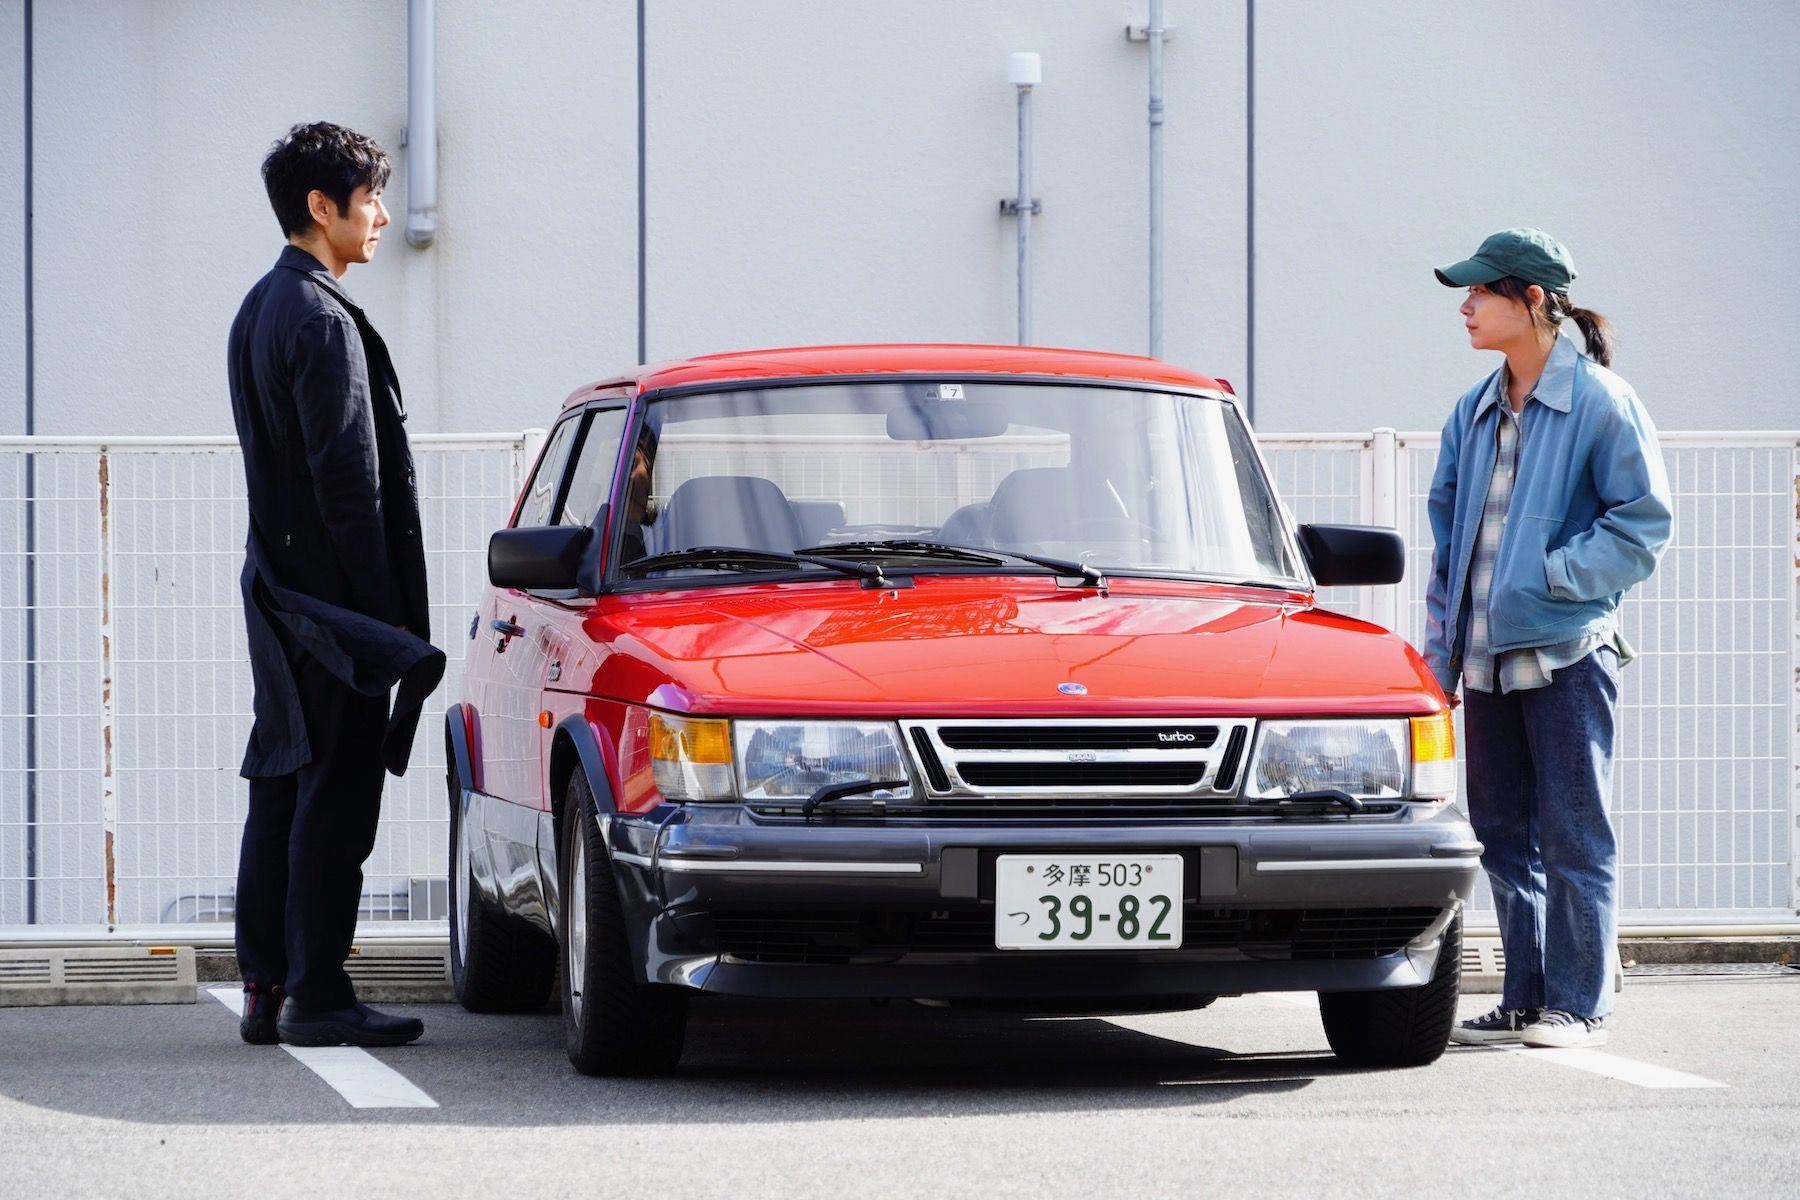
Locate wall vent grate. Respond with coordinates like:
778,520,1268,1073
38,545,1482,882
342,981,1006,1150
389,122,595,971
0,947,196,1007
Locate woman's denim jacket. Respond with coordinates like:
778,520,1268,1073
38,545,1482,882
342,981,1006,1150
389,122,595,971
1423,334,1673,697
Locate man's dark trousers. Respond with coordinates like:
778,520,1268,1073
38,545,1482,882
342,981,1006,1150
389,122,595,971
235,648,391,1010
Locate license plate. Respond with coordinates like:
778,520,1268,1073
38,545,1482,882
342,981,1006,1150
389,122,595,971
994,854,1184,949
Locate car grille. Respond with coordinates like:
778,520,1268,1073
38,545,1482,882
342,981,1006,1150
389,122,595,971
936,725,1221,751
902,718,1256,810
710,910,993,963
707,906,1441,964
957,762,1208,788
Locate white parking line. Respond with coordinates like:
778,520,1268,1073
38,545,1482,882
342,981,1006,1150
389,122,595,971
207,986,439,1109
1498,1045,1728,1090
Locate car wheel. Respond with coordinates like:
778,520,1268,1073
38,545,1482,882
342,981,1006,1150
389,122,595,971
1317,913,1462,1068
559,769,687,1076
447,734,556,1013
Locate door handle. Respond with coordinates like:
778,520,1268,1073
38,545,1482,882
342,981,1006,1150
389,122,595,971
492,617,525,653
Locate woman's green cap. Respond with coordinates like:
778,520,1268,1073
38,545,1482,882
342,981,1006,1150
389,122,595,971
1435,227,1576,294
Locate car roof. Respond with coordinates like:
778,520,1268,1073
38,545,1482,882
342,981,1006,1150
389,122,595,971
559,344,1231,409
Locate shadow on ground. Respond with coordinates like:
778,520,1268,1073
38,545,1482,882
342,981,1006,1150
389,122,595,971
0,994,1370,1126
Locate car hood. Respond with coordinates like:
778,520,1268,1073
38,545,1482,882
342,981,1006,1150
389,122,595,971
579,576,1442,716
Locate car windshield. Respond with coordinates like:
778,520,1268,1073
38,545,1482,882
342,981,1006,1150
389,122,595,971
613,381,1304,585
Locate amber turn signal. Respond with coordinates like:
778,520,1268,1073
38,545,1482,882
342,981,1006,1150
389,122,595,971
1410,711,1455,762
1409,711,1457,800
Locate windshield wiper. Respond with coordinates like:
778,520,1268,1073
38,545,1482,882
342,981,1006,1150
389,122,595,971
1249,788,1366,815
797,538,1105,589
621,545,903,588
801,778,909,819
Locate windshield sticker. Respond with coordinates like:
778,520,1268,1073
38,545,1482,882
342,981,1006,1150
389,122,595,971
926,384,965,400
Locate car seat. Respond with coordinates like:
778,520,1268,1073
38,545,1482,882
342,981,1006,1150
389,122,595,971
656,475,805,554
986,466,1129,546
792,500,846,548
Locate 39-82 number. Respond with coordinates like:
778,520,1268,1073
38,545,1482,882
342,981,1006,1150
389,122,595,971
1036,893,1174,942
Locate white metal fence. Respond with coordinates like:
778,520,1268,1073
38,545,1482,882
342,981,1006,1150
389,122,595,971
1267,431,1800,926
0,435,533,937
1,429,1795,939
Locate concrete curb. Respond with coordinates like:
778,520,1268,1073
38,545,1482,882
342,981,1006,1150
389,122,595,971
9,935,1793,1007
197,945,455,1004
1,946,197,1006
1620,937,1800,966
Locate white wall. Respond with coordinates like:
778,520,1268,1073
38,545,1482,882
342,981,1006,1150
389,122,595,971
31,1,406,436
646,0,1247,383
22,0,634,437
3,1,1796,436
1253,0,1800,432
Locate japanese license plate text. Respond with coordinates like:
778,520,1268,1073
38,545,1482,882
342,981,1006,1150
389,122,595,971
994,854,1184,949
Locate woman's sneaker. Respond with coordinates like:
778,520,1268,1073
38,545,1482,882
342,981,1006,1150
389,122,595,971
1449,1005,1540,1045
1520,1010,1607,1048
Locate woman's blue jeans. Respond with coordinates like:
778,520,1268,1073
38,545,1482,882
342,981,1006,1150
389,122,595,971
1462,647,1621,1019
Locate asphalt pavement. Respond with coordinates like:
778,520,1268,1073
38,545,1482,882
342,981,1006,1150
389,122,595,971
0,972,1794,1199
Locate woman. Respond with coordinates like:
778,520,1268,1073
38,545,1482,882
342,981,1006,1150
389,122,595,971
1423,228,1671,1049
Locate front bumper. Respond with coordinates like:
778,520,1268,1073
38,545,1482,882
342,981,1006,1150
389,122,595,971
606,805,1482,1000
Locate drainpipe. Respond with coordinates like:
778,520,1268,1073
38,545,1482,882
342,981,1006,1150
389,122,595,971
22,0,37,924
1002,52,1042,346
404,0,438,248
1146,0,1166,359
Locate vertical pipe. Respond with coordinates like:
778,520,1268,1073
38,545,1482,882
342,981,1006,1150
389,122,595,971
1016,85,1032,346
1147,0,1165,359
22,0,37,924
404,0,438,248
1245,0,1257,424
637,0,647,363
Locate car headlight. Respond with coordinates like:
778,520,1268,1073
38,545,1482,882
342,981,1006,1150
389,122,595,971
1242,716,1456,801
734,720,913,802
1244,719,1407,800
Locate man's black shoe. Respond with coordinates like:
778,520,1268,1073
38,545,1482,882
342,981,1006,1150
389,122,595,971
277,1000,425,1048
239,983,284,1045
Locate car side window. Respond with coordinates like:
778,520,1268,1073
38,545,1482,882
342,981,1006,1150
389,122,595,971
513,416,580,528
558,407,631,528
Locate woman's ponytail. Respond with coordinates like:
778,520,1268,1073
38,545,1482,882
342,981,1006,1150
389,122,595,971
1489,276,1617,366
1563,303,1615,368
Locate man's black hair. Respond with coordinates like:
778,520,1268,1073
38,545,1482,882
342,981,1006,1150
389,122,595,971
260,122,392,238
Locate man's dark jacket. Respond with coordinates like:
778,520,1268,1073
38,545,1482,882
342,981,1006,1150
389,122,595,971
228,246,444,778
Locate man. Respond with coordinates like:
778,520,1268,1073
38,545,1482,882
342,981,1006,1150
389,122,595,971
228,122,445,1047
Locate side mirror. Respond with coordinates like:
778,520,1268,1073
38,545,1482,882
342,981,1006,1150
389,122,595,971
489,524,594,592
1297,524,1405,587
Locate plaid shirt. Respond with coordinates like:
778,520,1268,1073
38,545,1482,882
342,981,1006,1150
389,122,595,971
1462,371,1630,695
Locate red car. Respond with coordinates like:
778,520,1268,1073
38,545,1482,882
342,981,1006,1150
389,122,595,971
446,345,1478,1075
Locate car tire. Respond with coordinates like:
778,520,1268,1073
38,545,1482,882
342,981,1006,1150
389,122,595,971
559,769,687,1076
1317,913,1462,1069
447,737,557,1014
